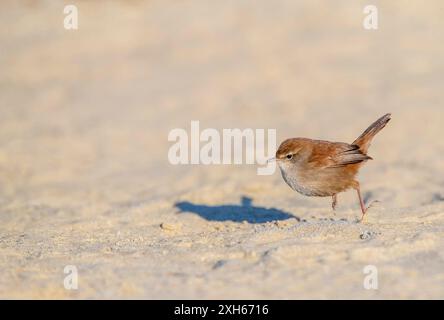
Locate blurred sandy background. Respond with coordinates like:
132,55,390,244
0,0,443,299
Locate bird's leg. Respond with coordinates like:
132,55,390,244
355,183,380,222
356,186,367,221
331,194,337,212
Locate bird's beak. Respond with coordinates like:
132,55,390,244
267,157,276,163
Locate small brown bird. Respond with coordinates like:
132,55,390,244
274,113,391,221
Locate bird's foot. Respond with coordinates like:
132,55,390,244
359,200,380,222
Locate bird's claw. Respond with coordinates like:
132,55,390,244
359,200,380,223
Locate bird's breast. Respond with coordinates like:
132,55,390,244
278,165,320,197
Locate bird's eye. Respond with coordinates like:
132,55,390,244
286,154,293,160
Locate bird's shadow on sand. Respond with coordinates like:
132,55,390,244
174,196,299,223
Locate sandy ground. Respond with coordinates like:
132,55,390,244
1,0,444,299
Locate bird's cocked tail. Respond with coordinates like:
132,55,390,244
352,113,391,154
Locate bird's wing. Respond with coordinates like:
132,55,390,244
329,144,372,167
307,141,372,169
